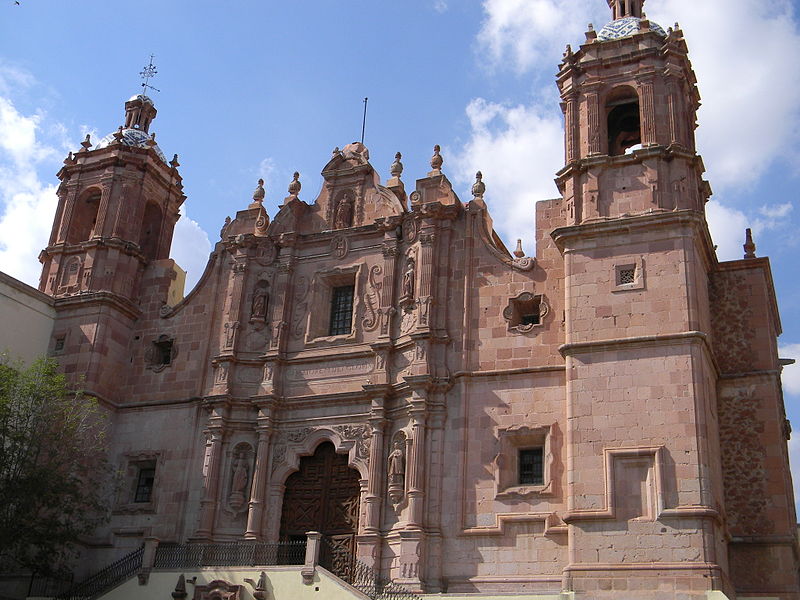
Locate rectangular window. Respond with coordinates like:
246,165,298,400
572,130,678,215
328,285,354,336
134,466,156,503
519,448,544,485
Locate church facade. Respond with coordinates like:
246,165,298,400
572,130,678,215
29,0,799,597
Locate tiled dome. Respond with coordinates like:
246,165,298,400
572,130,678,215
597,16,666,41
95,128,167,163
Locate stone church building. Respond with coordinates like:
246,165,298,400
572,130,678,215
17,0,800,597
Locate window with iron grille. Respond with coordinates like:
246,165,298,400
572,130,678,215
134,465,156,503
618,267,636,285
519,448,544,486
328,285,354,336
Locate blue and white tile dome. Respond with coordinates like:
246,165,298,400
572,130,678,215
597,16,667,41
95,128,168,163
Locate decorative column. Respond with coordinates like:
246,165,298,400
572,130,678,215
586,92,602,155
639,79,657,146
379,242,398,338
564,92,579,163
245,399,275,539
416,232,435,330
93,176,114,237
196,422,226,539
364,403,386,533
56,184,78,243
406,393,428,529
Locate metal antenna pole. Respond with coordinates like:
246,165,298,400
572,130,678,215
361,97,368,145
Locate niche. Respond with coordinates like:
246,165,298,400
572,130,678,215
606,87,641,156
67,190,101,244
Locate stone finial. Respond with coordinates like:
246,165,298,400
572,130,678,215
80,134,92,151
332,146,341,157
171,574,188,600
743,228,756,259
514,239,525,258
253,178,266,204
112,126,124,144
288,172,301,197
585,23,597,42
390,152,403,178
430,145,443,172
471,171,485,198
170,154,180,168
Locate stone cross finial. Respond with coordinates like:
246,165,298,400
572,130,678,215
288,172,301,197
253,178,266,204
430,145,443,172
391,152,403,178
472,171,485,198
743,228,757,259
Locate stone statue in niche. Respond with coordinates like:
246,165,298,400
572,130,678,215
250,282,269,322
227,447,251,513
400,256,415,307
387,432,407,505
334,192,354,229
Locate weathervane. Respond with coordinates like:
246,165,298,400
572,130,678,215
139,54,161,95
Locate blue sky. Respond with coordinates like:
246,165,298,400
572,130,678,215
2,0,800,503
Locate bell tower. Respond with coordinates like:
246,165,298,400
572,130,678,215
556,0,709,224
38,94,185,401
39,94,184,299
552,2,732,596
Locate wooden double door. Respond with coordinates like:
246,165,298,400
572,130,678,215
279,442,361,561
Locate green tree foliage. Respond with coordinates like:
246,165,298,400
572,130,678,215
0,357,110,575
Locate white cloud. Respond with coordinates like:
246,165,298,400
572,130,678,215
641,0,800,191
433,0,448,13
790,434,800,508
470,0,800,256
0,95,60,286
448,98,563,250
705,200,749,261
781,343,800,397
477,0,603,74
171,209,212,293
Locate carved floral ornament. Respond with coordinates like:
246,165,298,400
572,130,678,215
271,424,372,474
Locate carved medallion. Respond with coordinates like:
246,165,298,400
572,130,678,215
331,234,348,259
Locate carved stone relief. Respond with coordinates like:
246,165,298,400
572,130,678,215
250,280,269,322
331,234,348,259
362,265,382,331
192,580,241,600
291,276,309,338
402,217,418,243
223,321,239,349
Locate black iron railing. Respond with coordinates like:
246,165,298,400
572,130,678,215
319,537,421,600
28,572,74,598
57,545,143,600
153,540,306,569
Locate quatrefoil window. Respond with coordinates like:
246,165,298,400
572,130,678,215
503,292,549,333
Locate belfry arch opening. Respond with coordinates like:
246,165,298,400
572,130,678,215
67,190,101,244
606,87,641,156
279,441,360,557
140,202,163,261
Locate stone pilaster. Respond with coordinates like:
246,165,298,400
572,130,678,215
245,399,275,539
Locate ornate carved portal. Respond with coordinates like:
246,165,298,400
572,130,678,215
279,442,361,565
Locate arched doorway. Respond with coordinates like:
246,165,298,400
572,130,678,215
279,442,361,566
